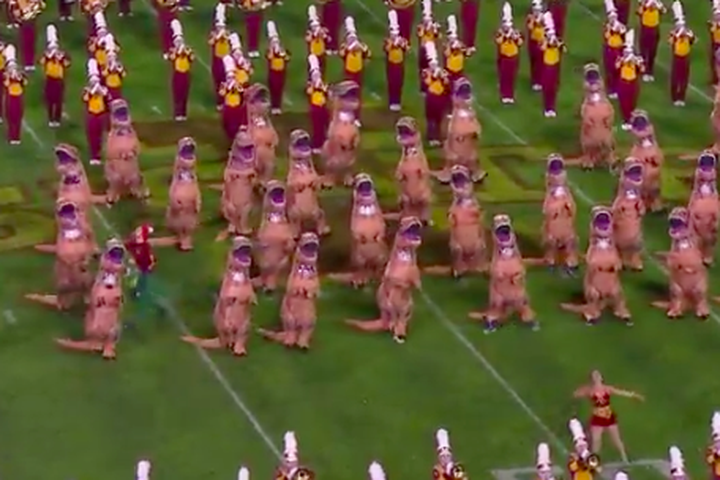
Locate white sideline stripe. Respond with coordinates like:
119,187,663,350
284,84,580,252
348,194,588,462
493,459,671,480
574,2,713,103
3,309,18,324
20,122,282,460
151,105,163,114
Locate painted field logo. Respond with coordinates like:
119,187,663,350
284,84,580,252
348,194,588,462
493,459,671,480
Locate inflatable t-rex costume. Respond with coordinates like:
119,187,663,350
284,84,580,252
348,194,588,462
259,232,321,349
246,83,279,186
560,206,632,325
219,127,257,239
612,158,645,271
321,80,361,188
328,173,388,287
286,129,330,237
579,63,616,170
426,165,487,277
55,239,127,359
651,207,710,319
254,180,295,293
274,432,316,480
468,215,538,332
435,78,485,183
182,236,256,356
542,154,579,274
687,151,719,266
26,199,95,310
628,109,664,212
104,99,149,205
388,117,433,225
346,216,423,344
156,137,202,251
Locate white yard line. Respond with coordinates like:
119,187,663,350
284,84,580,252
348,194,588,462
573,2,713,103
20,121,282,460
150,105,163,115
3,309,18,325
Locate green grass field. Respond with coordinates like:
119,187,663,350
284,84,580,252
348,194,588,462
2,1,720,479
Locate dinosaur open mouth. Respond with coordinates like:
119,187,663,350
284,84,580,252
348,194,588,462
340,85,359,102
669,215,686,235
455,81,472,100
698,152,717,171
252,86,269,104
232,243,253,263
494,224,512,243
55,148,76,165
355,178,373,196
112,103,129,123
396,123,415,141
401,220,422,242
593,211,612,231
238,144,255,160
268,185,285,204
631,113,648,130
300,239,319,257
292,134,312,154
584,68,600,83
106,246,124,263
624,163,643,182
547,157,564,175
179,142,195,159
451,168,469,187
57,202,77,219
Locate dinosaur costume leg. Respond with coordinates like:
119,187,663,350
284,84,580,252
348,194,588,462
314,209,331,236
296,318,316,349
693,289,710,319
55,338,104,352
230,320,250,356
181,336,224,349
611,292,632,322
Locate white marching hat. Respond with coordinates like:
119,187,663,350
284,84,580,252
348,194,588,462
136,460,151,480
238,466,250,480
284,431,299,463
215,3,226,27
369,462,386,480
46,24,59,48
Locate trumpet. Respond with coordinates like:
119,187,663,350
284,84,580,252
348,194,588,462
9,0,44,21
585,453,601,470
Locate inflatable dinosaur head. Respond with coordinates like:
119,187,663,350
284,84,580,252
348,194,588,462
229,126,256,168
450,164,473,198
353,172,378,207
694,150,717,190
55,198,80,232
247,83,270,114
109,98,132,127
583,63,603,94
175,136,197,172
289,129,313,159
395,116,420,147
54,143,83,176
492,214,518,256
263,179,287,213
668,206,690,242
590,206,613,240
296,232,320,265
100,238,126,277
332,80,360,111
630,109,654,142
396,216,423,248
621,157,644,190
545,153,566,187
229,235,253,270
453,77,473,104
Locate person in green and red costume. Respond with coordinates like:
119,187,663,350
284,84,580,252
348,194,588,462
124,223,156,298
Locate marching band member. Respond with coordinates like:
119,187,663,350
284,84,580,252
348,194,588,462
125,224,156,298
219,55,246,141
613,0,631,24
58,0,74,21
229,33,254,88
567,418,602,479
669,446,686,480
547,0,567,39
422,41,449,146
603,0,626,99
0,38,5,124
240,0,263,58
82,58,109,165
340,16,370,119
2,45,26,145
81,0,105,31
458,0,479,49
385,9,410,111
209,4,230,109
636,0,666,82
165,18,194,121
705,412,720,479
274,432,316,480
88,12,115,69
496,2,522,104
710,1,720,84
526,0,545,91
40,24,71,127
118,0,132,16
10,0,44,71
417,0,440,91
537,443,555,480
305,54,329,153
306,5,330,75
265,20,289,115
369,462,386,480
540,12,565,118
238,467,250,480
319,0,342,54
387,0,415,42
615,29,644,129
668,0,694,106
102,34,126,100
444,15,471,84
433,428,468,480
136,460,151,480
154,0,178,55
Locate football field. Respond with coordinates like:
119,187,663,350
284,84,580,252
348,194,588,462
1,1,720,479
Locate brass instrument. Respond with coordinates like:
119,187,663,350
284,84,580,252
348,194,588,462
450,463,467,479
9,0,44,22
291,467,315,480
585,453,601,470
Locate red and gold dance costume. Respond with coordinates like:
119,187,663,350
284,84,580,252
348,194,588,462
219,56,246,141
495,10,522,104
265,21,289,115
82,59,109,164
422,42,450,146
385,10,410,111
305,54,329,152
525,3,545,91
444,16,471,85
706,445,720,480
668,24,694,105
590,390,617,427
318,0,343,53
540,20,565,117
40,25,71,128
240,0,263,57
165,19,194,121
102,53,126,100
635,0,666,81
602,13,626,98
2,46,26,145
458,0,479,49
387,0,415,42
613,0,631,24
615,33,644,127
209,4,230,109
306,6,330,75
416,10,441,92
709,13,720,85
10,0,44,71
340,17,370,119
